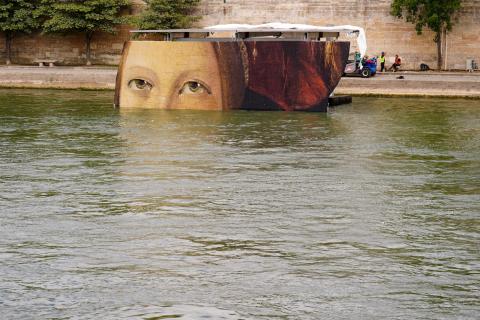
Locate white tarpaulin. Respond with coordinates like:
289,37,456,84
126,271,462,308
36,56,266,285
205,22,367,57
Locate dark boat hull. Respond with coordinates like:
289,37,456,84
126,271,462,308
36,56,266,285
115,41,350,112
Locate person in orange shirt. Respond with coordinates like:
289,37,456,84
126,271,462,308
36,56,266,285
389,54,402,72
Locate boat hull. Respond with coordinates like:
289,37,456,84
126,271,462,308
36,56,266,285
115,41,350,112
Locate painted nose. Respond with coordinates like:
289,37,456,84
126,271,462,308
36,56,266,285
153,93,171,109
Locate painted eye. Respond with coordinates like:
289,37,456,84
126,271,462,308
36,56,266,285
180,81,210,95
128,79,153,91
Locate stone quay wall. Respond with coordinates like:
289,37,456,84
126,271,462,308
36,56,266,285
197,0,480,70
0,0,479,70
0,1,145,66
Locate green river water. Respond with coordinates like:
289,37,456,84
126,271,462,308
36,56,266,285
0,89,479,319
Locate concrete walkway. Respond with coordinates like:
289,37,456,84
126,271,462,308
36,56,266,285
335,71,480,98
1,65,480,98
0,65,117,90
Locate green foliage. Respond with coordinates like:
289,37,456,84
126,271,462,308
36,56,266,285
40,0,130,64
136,0,201,30
391,0,462,69
41,0,130,35
391,0,461,38
0,0,40,34
0,0,42,63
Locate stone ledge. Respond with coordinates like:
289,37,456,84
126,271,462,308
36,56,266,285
335,72,480,98
0,66,116,90
1,67,480,98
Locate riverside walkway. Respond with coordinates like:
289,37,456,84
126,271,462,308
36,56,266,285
336,72,480,98
0,66,116,90
0,66,479,98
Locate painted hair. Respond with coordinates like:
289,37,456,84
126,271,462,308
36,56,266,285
212,41,248,110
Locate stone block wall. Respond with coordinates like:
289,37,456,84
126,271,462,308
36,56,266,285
0,27,130,66
0,0,479,70
0,2,144,66
197,0,480,70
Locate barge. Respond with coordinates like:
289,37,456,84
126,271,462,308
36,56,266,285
115,23,366,112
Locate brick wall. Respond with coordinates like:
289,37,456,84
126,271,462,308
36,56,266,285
1,0,479,70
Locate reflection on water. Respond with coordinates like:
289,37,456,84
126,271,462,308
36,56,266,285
0,89,479,319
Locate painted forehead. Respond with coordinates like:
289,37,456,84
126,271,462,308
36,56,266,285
124,42,219,82
126,41,216,65
120,41,224,110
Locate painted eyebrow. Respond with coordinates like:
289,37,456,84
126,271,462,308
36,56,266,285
125,66,159,85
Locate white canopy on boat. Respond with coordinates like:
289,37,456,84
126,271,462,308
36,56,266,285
205,22,367,57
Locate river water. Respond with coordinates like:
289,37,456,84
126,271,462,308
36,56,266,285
0,89,479,319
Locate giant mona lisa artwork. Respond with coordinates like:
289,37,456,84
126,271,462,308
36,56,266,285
114,27,352,112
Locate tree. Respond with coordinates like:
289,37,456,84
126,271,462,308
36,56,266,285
391,0,462,70
136,0,200,30
41,0,130,65
0,0,41,65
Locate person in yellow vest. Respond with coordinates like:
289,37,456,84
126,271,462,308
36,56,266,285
379,52,386,72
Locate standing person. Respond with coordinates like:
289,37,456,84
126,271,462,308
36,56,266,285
354,51,361,69
389,54,402,72
379,52,386,72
